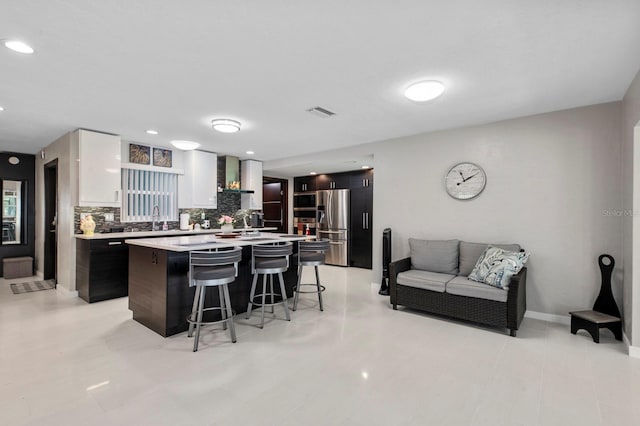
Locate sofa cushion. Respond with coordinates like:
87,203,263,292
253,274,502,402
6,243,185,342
409,239,459,275
396,270,455,293
468,246,529,289
445,276,508,302
459,241,521,277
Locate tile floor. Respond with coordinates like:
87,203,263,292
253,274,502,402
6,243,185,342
1,267,639,426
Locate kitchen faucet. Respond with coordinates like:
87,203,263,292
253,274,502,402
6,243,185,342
152,205,160,231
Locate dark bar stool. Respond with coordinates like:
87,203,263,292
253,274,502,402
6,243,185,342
293,240,329,311
246,242,293,328
187,247,242,352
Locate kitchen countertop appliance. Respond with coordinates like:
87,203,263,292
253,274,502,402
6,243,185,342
250,211,264,228
317,189,350,266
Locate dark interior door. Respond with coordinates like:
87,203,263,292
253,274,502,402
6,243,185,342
44,159,57,282
262,178,288,233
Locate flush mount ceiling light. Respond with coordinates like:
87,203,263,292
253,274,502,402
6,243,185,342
211,119,241,133
145,129,159,135
404,80,445,102
3,39,35,54
170,140,200,150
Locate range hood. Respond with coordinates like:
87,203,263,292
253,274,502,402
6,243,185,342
219,155,254,193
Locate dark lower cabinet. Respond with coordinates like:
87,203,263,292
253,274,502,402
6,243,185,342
350,186,373,269
76,238,129,303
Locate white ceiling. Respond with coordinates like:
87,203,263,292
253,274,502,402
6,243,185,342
1,1,639,177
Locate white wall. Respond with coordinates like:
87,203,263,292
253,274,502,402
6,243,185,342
622,68,640,346
35,131,79,294
369,102,623,317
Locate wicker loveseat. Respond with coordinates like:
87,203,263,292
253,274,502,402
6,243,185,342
389,239,527,337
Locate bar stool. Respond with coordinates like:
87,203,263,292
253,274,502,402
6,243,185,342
293,240,329,311
187,247,242,352
246,242,293,328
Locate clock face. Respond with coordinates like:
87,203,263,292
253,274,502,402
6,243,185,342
445,162,486,200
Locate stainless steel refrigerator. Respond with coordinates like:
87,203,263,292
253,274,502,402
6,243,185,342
316,189,350,266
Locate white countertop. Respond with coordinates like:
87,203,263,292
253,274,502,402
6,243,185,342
74,227,277,240
125,232,313,252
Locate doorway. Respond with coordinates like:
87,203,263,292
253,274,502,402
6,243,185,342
262,177,288,233
44,159,57,283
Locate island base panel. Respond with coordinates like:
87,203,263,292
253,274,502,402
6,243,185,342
128,245,297,337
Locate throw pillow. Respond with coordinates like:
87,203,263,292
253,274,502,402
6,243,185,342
468,246,529,289
409,239,459,275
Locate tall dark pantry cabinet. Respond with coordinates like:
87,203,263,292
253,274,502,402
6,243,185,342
349,169,373,269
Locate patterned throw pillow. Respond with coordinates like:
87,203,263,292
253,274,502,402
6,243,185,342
468,246,529,289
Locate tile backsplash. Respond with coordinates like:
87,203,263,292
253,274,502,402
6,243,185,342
74,192,243,234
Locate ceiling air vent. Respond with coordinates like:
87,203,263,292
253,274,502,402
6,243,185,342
306,106,336,118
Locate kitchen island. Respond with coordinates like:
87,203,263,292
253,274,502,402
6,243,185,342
75,227,277,303
126,233,311,337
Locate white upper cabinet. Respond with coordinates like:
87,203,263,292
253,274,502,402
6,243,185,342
241,160,263,210
179,150,217,208
77,129,121,207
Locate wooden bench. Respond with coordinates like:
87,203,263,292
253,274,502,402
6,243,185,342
570,310,622,343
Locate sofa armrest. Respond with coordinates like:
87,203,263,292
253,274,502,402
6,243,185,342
506,267,527,333
389,257,411,309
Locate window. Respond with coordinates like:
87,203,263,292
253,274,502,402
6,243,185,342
121,168,178,222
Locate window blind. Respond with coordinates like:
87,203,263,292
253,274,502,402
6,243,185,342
121,168,178,222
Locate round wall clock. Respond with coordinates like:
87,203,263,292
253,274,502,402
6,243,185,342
445,162,487,200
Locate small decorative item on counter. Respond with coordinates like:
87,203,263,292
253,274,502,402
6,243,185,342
218,215,235,233
162,221,168,231
80,214,96,236
235,209,250,228
227,181,240,190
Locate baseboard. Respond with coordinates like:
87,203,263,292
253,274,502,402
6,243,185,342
55,284,78,298
625,332,640,358
524,310,571,325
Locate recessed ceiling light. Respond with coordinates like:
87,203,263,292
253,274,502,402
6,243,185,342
310,172,317,175
146,129,159,135
0,106,4,111
170,140,200,150
404,80,445,102
361,165,370,169
3,40,34,54
246,151,255,155
211,119,241,133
